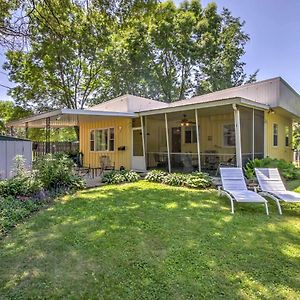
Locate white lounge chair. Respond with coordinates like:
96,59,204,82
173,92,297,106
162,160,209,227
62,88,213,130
219,167,269,215
255,168,300,215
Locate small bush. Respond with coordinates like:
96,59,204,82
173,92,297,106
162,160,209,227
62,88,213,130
0,156,43,198
145,170,168,183
162,173,186,186
244,157,300,180
102,170,140,184
184,172,212,189
33,154,85,190
145,170,212,189
0,195,47,236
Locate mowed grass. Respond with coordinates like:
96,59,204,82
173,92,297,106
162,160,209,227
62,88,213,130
0,181,300,299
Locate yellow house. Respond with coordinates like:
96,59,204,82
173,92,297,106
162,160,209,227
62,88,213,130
8,77,300,173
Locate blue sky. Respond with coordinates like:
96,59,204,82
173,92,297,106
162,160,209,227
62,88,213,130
0,0,300,101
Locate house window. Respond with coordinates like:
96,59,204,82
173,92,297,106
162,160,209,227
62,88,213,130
285,126,289,147
90,128,115,151
185,126,197,143
223,124,235,147
273,124,278,147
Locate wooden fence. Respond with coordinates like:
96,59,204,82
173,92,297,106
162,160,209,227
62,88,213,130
33,142,79,157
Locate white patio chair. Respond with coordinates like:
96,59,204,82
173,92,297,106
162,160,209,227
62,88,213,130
219,167,269,215
255,168,300,215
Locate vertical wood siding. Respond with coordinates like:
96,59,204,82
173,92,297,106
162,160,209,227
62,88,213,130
265,110,293,162
79,118,132,169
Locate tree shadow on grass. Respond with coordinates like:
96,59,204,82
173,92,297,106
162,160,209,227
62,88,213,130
0,182,300,299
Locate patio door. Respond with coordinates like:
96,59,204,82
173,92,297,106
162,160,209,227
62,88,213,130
132,128,146,171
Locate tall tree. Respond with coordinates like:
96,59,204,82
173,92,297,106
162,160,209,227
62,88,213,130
4,0,258,107
103,0,257,102
0,100,32,134
4,0,113,111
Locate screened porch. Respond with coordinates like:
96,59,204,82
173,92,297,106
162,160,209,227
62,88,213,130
141,104,265,174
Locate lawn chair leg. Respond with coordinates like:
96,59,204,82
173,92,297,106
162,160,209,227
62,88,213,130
229,198,234,214
264,202,269,216
275,199,282,215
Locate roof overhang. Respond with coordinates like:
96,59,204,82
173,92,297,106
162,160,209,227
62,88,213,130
138,97,270,116
7,108,137,128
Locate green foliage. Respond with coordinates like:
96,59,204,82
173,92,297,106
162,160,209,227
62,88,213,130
102,170,140,184
4,0,256,109
0,101,32,134
184,171,213,188
33,154,85,190
145,170,168,183
244,157,300,180
145,170,212,189
0,195,44,235
1,181,299,298
162,173,187,186
0,156,43,198
293,122,300,150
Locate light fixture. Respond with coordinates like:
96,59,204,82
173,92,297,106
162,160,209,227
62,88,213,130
268,108,275,114
180,114,195,127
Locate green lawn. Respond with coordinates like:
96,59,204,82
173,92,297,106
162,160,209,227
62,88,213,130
1,181,300,299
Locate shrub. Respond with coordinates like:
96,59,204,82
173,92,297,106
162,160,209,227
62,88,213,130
33,154,85,190
0,195,46,236
244,157,300,180
102,170,140,184
162,173,186,186
145,170,168,183
0,156,43,198
145,170,212,189
184,172,212,189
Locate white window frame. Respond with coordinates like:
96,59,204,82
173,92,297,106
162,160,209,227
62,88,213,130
90,128,115,152
273,123,279,147
223,123,236,148
184,125,197,144
285,125,289,147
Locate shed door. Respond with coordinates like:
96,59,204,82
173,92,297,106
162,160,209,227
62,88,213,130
132,128,146,171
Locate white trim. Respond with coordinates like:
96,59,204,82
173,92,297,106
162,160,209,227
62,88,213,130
233,105,242,167
222,123,236,148
284,125,290,148
140,116,146,166
165,113,171,173
195,109,201,171
131,127,146,171
272,123,279,147
89,127,115,152
252,108,255,160
139,97,269,116
7,108,137,127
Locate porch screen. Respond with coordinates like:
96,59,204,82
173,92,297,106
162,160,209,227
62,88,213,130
145,114,168,171
240,107,265,164
90,128,114,151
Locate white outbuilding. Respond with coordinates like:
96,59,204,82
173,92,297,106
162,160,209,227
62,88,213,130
0,135,32,179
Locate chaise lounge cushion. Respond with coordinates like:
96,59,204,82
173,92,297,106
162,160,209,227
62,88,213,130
267,191,300,202
228,190,267,203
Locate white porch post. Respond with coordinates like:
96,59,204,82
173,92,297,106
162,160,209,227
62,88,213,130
233,104,242,167
264,114,268,158
164,113,171,173
195,109,201,171
140,115,146,170
252,108,255,160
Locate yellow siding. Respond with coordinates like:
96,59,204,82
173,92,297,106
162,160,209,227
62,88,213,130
79,118,132,169
265,110,293,162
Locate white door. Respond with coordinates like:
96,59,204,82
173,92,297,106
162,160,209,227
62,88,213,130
132,128,146,171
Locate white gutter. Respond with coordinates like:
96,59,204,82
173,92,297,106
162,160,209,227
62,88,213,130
138,97,269,116
7,108,137,127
